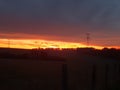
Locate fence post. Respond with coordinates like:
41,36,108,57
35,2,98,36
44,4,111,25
62,63,68,90
105,64,109,89
91,64,96,90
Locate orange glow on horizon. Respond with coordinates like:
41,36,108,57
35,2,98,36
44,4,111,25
0,39,105,50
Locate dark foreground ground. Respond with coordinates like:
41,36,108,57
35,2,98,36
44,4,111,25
0,58,120,90
0,59,64,90
0,48,120,90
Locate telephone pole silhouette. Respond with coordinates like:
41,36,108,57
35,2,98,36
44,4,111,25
34,41,40,49
86,33,90,47
8,39,10,48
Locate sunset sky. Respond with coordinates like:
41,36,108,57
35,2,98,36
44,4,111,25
0,0,120,49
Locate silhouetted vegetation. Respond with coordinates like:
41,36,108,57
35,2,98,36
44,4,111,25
0,47,120,90
76,48,120,60
0,47,120,61
0,48,66,61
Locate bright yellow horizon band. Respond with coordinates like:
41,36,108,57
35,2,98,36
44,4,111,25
0,39,118,50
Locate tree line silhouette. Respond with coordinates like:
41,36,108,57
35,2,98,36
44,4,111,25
0,47,119,61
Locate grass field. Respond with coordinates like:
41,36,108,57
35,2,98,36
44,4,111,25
0,57,120,90
0,59,63,90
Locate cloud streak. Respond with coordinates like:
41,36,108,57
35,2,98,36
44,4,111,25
0,0,120,47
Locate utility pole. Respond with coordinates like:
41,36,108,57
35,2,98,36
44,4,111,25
86,33,90,47
8,39,10,48
34,41,40,49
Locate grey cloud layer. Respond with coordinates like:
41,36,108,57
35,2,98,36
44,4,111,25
0,0,120,40
1,0,120,23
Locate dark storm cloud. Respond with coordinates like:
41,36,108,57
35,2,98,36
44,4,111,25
0,0,120,46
